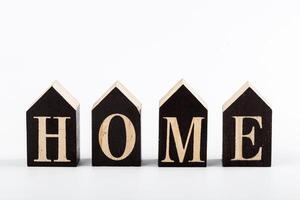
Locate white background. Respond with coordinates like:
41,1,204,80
0,0,299,199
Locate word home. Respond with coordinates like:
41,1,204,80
26,80,272,167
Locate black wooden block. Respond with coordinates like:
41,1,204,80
159,80,208,167
27,81,80,167
92,81,141,166
223,82,272,167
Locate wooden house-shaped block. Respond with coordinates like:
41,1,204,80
92,81,141,166
159,80,208,167
223,82,272,167
27,81,80,167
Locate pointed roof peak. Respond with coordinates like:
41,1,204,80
51,80,80,109
223,81,271,111
93,81,142,112
113,80,124,88
159,79,208,108
177,78,187,85
29,81,80,110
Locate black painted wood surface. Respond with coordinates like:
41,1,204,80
159,82,207,167
223,85,272,167
27,84,80,167
92,85,141,166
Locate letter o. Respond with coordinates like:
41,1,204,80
99,114,136,161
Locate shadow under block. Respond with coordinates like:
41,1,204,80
27,81,80,167
223,82,272,167
159,80,208,167
92,82,141,166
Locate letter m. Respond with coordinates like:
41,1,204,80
162,117,204,163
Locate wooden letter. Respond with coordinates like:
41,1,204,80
159,80,208,167
99,114,136,161
223,82,272,167
92,81,141,166
33,116,71,162
231,116,263,161
27,81,80,167
162,117,205,163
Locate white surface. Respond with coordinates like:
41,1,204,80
0,0,299,199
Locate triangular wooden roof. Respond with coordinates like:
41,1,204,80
29,81,80,110
93,81,142,112
223,81,271,111
159,79,208,108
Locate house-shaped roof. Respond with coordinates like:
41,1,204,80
159,79,207,108
223,81,271,111
93,81,142,112
29,80,79,110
